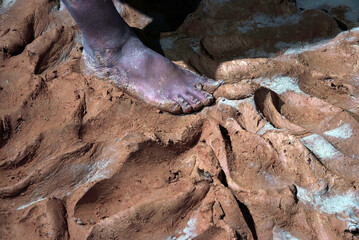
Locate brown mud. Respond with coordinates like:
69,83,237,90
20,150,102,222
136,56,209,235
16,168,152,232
1,0,359,239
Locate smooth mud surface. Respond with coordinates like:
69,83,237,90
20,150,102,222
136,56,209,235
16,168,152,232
1,0,359,239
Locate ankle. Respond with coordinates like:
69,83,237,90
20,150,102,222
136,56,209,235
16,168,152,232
82,34,140,69
82,27,134,52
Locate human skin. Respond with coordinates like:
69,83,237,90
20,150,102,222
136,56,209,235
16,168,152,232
61,0,222,114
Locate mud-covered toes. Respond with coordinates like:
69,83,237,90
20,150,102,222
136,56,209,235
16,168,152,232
175,96,193,114
154,81,216,114
172,91,213,114
191,89,214,106
185,93,204,111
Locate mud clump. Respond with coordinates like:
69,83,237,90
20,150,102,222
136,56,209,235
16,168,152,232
1,0,359,239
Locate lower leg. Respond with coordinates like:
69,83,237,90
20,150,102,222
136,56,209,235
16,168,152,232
62,0,221,114
62,0,132,51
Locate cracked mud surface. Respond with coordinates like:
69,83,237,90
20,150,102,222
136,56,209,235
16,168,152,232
1,0,359,239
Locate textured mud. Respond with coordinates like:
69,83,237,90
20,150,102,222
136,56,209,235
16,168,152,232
1,0,359,239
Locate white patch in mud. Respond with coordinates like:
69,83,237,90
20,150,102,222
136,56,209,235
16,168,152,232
276,39,337,55
296,187,312,203
257,122,277,135
273,226,300,240
0,0,16,12
275,41,302,50
160,37,177,50
244,48,274,58
261,171,288,189
296,0,359,23
51,1,65,12
317,192,359,214
59,1,65,11
239,96,257,108
177,216,198,240
190,40,201,54
255,76,305,95
282,26,359,56
85,158,112,184
297,186,359,229
17,197,46,210
324,123,353,139
237,13,301,33
283,38,332,55
300,134,342,159
275,41,312,53
218,98,241,110
218,97,257,111
237,25,253,34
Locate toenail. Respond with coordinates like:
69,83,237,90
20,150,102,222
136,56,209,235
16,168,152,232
196,83,203,90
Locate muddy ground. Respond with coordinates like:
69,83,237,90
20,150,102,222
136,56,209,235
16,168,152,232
1,0,359,239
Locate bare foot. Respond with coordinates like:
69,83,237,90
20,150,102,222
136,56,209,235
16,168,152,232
62,0,222,113
83,36,222,114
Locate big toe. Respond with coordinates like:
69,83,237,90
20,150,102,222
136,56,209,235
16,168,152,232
195,77,224,93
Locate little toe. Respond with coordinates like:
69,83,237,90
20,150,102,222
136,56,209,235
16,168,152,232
184,93,204,111
175,96,193,114
158,100,182,114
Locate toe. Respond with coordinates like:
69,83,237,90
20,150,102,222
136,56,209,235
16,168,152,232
175,96,193,114
184,92,204,111
158,100,182,114
195,76,224,93
191,89,215,106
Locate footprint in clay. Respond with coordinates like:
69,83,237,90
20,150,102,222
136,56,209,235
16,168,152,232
73,139,214,239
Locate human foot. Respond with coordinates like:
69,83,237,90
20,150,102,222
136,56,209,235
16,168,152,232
83,36,222,114
62,0,222,113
